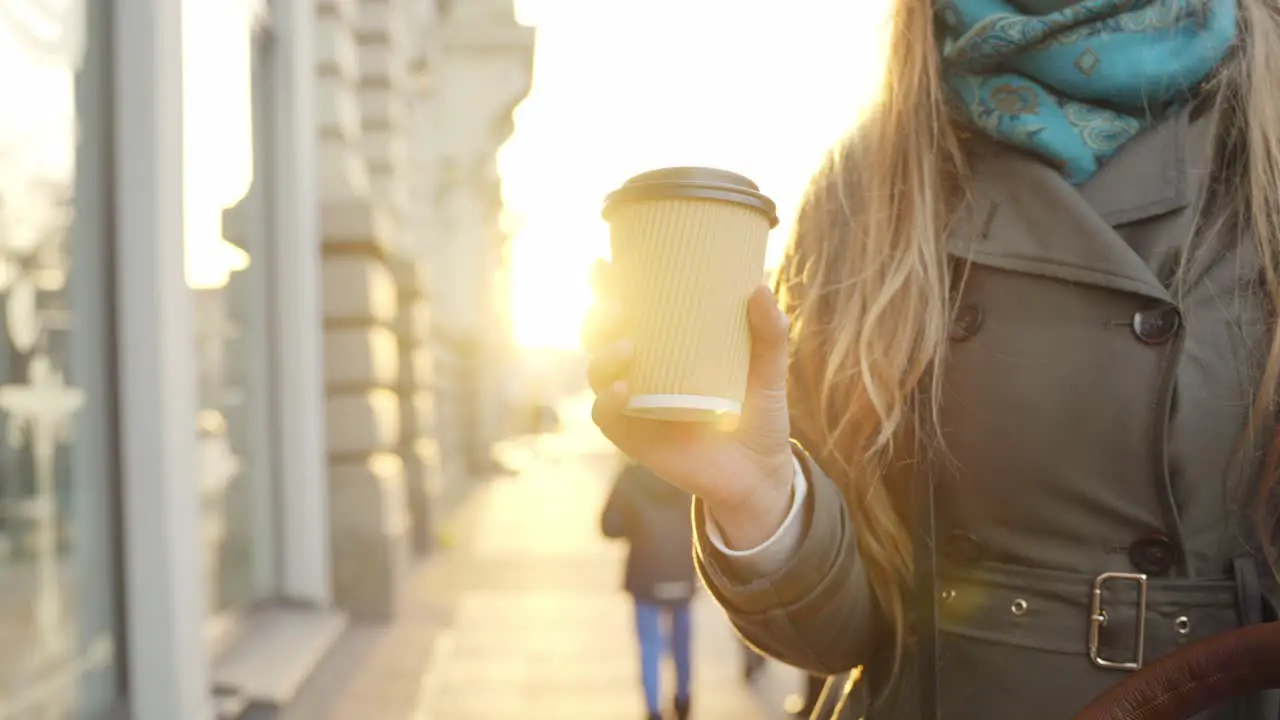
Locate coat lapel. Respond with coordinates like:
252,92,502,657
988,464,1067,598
949,109,1197,306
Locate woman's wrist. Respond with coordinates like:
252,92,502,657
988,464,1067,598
705,454,797,551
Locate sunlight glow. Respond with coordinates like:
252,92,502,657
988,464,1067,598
182,0,255,291
499,0,892,350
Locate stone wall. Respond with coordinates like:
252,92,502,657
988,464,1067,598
313,0,532,622
424,1,535,479
316,0,410,622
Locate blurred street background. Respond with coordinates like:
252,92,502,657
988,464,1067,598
288,393,807,719
0,0,886,718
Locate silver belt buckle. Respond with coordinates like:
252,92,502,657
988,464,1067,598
1088,571,1148,671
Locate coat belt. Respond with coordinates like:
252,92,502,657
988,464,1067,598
935,560,1264,669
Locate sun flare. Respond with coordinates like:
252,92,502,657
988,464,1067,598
507,219,607,350
500,0,892,351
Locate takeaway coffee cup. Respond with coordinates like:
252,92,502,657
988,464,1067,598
601,167,779,422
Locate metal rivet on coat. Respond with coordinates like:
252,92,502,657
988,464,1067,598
941,589,956,603
950,304,984,342
1175,616,1191,635
1011,598,1028,615
1131,305,1181,345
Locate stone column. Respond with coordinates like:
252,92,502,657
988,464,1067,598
356,0,410,231
321,206,409,622
316,0,370,203
316,0,410,622
356,0,444,558
401,7,458,516
430,5,534,477
386,255,443,556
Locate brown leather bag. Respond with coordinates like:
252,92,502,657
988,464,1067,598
1073,621,1280,720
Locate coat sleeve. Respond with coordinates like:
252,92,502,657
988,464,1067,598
692,195,885,674
692,444,881,675
600,466,633,539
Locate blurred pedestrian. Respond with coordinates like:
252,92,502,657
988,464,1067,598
601,459,696,720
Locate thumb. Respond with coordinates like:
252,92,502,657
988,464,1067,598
745,284,790,396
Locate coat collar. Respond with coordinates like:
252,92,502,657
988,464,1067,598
1079,107,1194,227
949,107,1204,305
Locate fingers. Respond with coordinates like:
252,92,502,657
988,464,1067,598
586,339,633,395
590,379,631,439
745,284,791,394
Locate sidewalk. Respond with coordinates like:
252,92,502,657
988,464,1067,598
291,396,805,720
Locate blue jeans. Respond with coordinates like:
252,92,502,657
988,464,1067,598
634,600,692,714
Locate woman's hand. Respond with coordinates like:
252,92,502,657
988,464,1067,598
581,260,796,549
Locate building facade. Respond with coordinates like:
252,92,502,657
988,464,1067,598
0,0,532,717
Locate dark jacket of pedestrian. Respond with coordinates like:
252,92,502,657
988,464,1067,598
601,461,697,605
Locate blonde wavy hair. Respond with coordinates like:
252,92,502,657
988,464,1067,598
775,0,1280,672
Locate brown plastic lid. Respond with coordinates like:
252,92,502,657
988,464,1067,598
602,166,779,228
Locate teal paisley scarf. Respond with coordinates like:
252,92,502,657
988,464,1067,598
936,0,1237,184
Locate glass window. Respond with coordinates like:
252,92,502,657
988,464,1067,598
183,0,277,621
0,0,122,716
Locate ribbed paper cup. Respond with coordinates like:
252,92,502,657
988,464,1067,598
603,167,778,422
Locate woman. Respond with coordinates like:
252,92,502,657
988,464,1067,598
600,458,697,720
583,1,1280,718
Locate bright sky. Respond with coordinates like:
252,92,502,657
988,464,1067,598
181,0,256,290
498,0,892,350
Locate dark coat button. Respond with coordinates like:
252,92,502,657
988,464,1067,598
950,304,984,342
1129,534,1178,576
943,530,983,564
1131,306,1181,345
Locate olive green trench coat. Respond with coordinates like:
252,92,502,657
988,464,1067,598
694,107,1280,719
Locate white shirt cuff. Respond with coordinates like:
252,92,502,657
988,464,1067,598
703,453,808,576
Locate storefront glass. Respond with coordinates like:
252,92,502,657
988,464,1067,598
0,0,122,716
